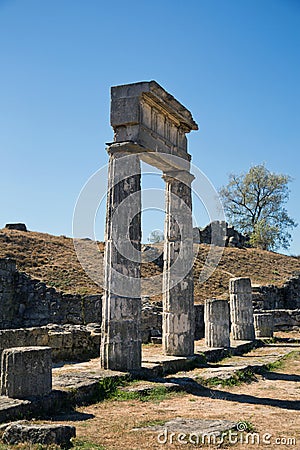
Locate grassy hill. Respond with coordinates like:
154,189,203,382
0,228,300,303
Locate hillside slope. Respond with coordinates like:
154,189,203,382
0,228,299,303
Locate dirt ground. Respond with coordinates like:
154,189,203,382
58,334,300,450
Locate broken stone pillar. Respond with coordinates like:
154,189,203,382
204,299,230,348
162,171,195,356
254,313,274,338
229,277,255,341
0,346,52,399
100,149,142,371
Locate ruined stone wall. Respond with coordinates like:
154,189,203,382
0,258,204,342
0,324,101,362
261,309,300,331
253,274,300,310
0,258,102,329
193,221,249,248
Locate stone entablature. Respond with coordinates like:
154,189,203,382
110,81,198,163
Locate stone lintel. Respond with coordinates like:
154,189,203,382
106,141,192,173
111,81,198,132
162,170,195,185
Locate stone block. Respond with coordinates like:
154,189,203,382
2,422,75,446
0,346,52,399
110,81,198,164
5,223,27,231
254,313,274,338
229,277,252,294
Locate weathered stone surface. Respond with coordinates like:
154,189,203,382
193,221,249,248
110,81,198,163
0,259,18,329
103,82,198,367
101,152,142,371
204,299,230,348
230,278,255,341
143,418,236,441
2,422,75,446
0,347,52,399
254,313,274,338
5,223,27,232
0,324,100,362
262,309,300,331
229,277,252,294
162,172,194,356
252,274,300,310
0,258,102,330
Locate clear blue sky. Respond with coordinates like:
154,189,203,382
1,0,299,254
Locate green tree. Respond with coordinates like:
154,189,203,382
220,164,297,251
148,229,164,244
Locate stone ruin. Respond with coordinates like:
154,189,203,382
101,81,198,371
0,80,299,447
0,82,299,373
193,221,249,248
4,223,27,232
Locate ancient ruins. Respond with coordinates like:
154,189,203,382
101,81,198,371
0,81,299,447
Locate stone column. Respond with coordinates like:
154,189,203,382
100,150,142,371
229,277,255,341
162,171,194,356
254,313,274,338
204,299,230,348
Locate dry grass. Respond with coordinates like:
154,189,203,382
50,346,300,449
0,228,300,302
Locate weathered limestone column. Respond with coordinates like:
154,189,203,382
204,299,230,348
162,170,195,356
100,149,142,371
254,313,274,338
229,277,255,341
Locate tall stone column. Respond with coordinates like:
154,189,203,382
204,299,230,348
162,171,195,356
229,277,255,341
100,149,142,371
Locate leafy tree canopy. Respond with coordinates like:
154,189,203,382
148,229,164,244
220,164,297,251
